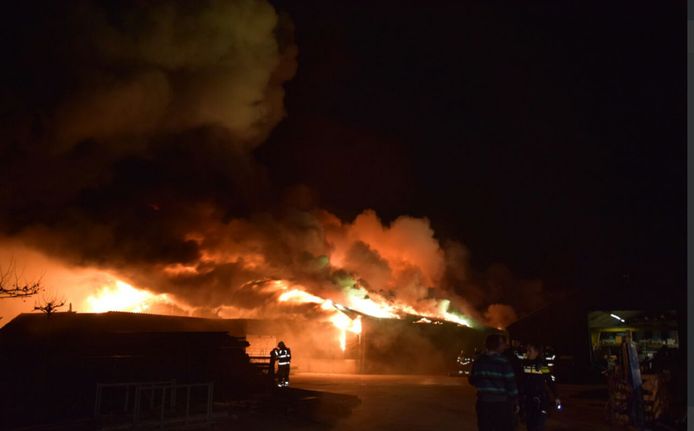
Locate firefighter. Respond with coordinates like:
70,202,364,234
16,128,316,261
520,343,560,431
456,349,474,376
271,341,292,387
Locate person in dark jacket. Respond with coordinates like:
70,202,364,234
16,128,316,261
503,340,525,391
520,343,560,431
469,334,519,431
271,341,292,387
502,339,524,428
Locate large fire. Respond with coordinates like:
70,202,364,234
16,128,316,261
277,284,364,351
0,0,529,347
83,280,470,352
84,280,175,314
274,280,471,351
81,277,471,353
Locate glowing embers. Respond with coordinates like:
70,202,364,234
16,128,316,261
85,280,173,313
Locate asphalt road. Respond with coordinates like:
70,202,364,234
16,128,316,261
222,374,612,431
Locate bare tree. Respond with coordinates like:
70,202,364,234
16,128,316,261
0,259,42,299
34,294,65,317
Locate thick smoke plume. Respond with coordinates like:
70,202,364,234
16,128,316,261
0,0,542,328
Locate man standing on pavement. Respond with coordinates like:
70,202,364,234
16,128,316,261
469,334,519,431
271,341,292,387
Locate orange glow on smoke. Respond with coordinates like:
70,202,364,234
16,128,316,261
0,207,482,343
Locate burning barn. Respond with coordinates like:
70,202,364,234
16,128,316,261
71,277,491,375
0,0,505,385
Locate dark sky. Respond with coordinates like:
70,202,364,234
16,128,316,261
259,0,686,294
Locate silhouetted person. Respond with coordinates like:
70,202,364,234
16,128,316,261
271,341,291,387
470,334,519,431
502,339,524,428
503,340,524,388
520,343,559,431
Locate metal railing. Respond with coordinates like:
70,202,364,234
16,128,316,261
94,380,214,430
94,380,175,418
249,355,272,371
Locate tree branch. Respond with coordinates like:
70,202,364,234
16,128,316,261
0,259,42,299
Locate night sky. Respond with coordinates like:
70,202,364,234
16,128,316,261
261,0,686,294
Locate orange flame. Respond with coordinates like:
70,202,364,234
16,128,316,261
84,280,174,313
275,282,364,351
330,313,362,351
81,276,471,353
277,288,324,305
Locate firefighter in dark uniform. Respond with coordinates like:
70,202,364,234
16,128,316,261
271,341,291,387
520,343,560,431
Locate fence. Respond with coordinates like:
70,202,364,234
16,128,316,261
94,380,214,430
249,355,272,375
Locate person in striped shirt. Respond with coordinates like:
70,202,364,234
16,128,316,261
469,334,519,431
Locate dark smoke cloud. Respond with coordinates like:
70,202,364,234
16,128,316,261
0,0,545,327
1,0,294,257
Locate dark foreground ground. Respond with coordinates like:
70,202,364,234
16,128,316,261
214,373,612,431
9,373,613,430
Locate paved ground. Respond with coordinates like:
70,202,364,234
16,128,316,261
11,373,613,430
218,373,613,431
